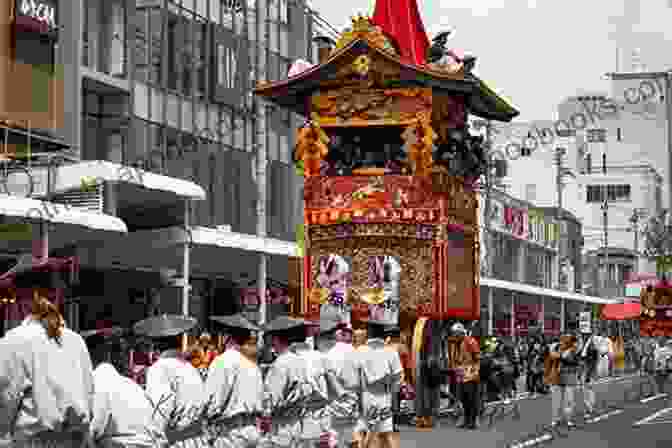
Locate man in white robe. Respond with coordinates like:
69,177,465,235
0,271,94,448
85,331,160,448
321,320,360,448
204,314,264,448
143,335,207,448
358,322,401,448
264,317,325,448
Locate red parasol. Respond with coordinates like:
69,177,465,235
371,0,430,66
601,302,641,320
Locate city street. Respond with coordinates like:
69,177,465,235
399,373,672,447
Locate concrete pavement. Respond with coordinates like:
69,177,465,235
397,373,657,448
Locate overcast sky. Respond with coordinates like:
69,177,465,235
315,0,672,122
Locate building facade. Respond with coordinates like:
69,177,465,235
0,0,321,333
478,188,593,336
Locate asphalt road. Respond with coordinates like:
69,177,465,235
398,373,671,448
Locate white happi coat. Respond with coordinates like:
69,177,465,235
294,343,330,447
204,348,265,448
0,317,94,448
325,341,360,447
145,350,206,448
90,363,159,448
265,343,327,447
358,339,402,433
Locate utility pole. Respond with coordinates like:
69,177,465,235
255,0,269,348
601,196,609,297
474,119,495,335
554,146,567,290
629,209,640,275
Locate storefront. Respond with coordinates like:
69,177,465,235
482,276,614,337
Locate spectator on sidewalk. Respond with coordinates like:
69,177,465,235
448,323,480,430
579,333,608,418
547,334,580,427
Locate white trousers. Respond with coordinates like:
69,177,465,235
551,385,576,423
211,425,260,448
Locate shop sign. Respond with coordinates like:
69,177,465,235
579,311,591,333
488,201,505,232
504,206,528,239
16,0,56,30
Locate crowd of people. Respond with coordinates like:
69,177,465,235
4,267,672,447
0,269,412,448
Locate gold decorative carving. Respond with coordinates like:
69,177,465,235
403,111,436,176
293,121,330,177
308,237,433,315
333,16,398,56
311,87,432,126
306,223,440,244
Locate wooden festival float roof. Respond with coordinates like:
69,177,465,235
254,2,519,323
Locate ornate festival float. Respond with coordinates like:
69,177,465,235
254,0,518,355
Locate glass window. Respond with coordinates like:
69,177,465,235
149,87,163,122
146,122,165,173
166,126,181,161
132,118,148,167
268,126,278,160
543,296,561,337
134,83,149,120
493,290,512,337
149,7,163,85
181,131,196,158
513,293,541,338
182,99,193,132
195,102,207,135
219,108,232,146
247,12,256,41
194,17,207,98
166,93,180,128
182,12,194,95
167,11,180,90
279,28,288,57
232,111,244,150
245,116,254,152
279,133,289,163
208,106,220,142
133,8,149,82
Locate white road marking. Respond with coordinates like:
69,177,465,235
586,409,623,423
510,433,553,448
633,407,672,426
641,393,667,403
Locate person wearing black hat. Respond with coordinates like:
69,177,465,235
0,267,94,448
320,315,361,448
264,316,326,448
358,320,402,448
296,319,332,448
83,328,161,448
135,315,206,447
204,314,264,448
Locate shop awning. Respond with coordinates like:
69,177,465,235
0,195,127,233
52,161,206,200
481,277,618,305
601,302,640,320
77,226,298,281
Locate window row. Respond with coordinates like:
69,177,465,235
134,5,293,102
586,184,632,203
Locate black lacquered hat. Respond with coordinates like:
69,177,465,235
133,314,197,337
210,313,261,331
263,316,306,333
